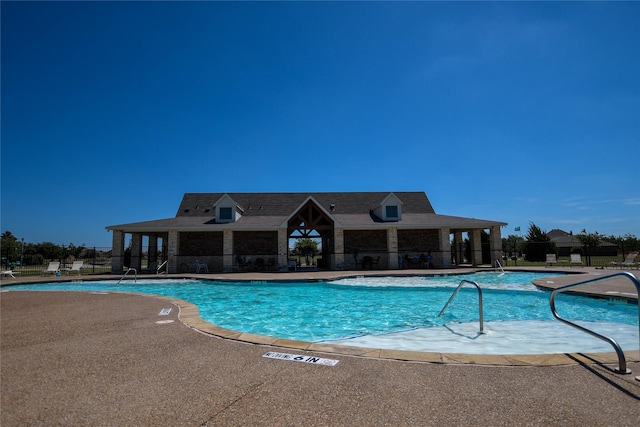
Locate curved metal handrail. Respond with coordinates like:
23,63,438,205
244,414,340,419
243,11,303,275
438,279,484,334
116,267,137,285
549,271,639,378
156,260,168,275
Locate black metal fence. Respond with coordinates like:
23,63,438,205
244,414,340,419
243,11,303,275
1,247,113,277
2,243,637,276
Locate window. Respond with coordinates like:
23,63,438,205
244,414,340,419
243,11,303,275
386,205,398,219
219,207,233,221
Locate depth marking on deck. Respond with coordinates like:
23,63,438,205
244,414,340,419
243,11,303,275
158,308,172,316
263,351,339,366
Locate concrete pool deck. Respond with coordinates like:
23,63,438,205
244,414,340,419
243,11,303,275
1,267,639,424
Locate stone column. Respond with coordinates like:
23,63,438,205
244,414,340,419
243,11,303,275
454,231,463,265
387,227,398,269
129,233,142,271
438,227,452,268
470,229,483,266
490,225,503,268
111,230,124,274
148,234,158,272
223,229,234,272
277,228,288,271
333,227,344,269
167,230,179,274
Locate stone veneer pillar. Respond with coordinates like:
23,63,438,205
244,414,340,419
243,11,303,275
223,229,234,272
470,229,483,266
453,231,463,265
167,230,179,274
148,234,158,272
333,227,344,269
111,230,124,274
387,227,398,269
130,233,142,271
490,225,503,268
438,228,452,268
277,228,288,271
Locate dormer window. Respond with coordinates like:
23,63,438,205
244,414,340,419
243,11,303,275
373,193,403,222
213,194,241,223
218,207,233,222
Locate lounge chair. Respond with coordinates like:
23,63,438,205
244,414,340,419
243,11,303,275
1,270,20,279
610,252,639,269
62,261,84,275
569,254,583,267
41,262,60,276
545,254,558,267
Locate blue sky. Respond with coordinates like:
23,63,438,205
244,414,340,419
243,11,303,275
1,1,639,248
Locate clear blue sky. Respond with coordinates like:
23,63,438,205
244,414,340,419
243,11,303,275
2,1,639,248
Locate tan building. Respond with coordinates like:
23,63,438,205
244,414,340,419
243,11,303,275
106,191,507,274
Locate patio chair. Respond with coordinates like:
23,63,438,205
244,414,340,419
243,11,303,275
545,254,558,267
62,261,84,275
41,262,60,276
610,252,639,269
362,256,373,269
569,254,583,267
371,256,380,269
194,260,208,273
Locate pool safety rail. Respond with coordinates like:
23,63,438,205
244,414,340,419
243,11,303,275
550,272,640,381
438,279,484,334
157,260,168,275
116,268,137,285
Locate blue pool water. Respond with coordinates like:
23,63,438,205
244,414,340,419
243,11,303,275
4,272,638,354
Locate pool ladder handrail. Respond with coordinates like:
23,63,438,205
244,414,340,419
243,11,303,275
157,260,168,275
438,279,484,334
549,271,639,379
116,267,137,285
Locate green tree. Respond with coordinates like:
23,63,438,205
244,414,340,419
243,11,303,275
576,229,601,266
604,233,640,254
1,231,20,267
523,222,555,262
34,242,62,261
502,235,525,258
293,238,319,265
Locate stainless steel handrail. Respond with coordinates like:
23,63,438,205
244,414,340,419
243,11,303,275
438,279,484,334
156,260,168,275
116,267,137,285
549,271,639,379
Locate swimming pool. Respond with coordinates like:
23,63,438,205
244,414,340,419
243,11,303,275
4,272,638,355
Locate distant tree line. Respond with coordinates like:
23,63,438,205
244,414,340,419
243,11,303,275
501,223,639,263
0,230,104,267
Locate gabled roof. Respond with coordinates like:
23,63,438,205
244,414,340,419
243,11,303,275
548,229,617,248
106,191,506,232
175,192,435,217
